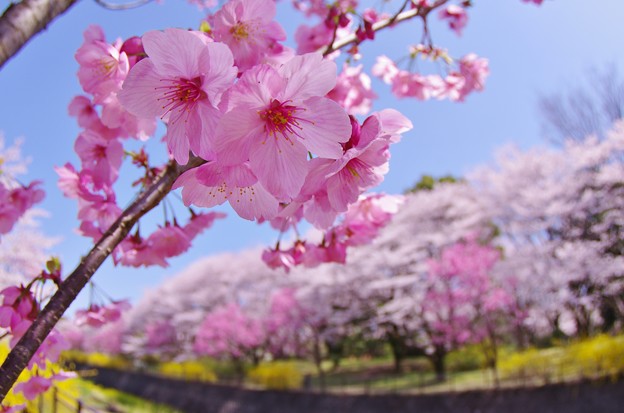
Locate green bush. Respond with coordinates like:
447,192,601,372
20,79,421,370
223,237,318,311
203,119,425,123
247,361,303,390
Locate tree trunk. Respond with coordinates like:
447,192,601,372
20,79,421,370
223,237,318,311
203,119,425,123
387,327,406,373
430,348,447,383
313,337,325,392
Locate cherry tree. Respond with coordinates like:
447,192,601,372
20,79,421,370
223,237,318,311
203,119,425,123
470,122,624,338
194,302,265,378
0,0,545,405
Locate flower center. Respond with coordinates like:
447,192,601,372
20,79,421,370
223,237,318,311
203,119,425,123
99,57,117,76
93,144,107,160
230,22,250,41
156,77,207,124
259,99,310,144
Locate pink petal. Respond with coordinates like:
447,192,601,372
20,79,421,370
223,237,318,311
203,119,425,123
298,97,350,158
215,107,263,165
142,29,207,78
117,59,164,119
165,120,190,165
250,137,308,200
229,182,279,221
280,53,337,100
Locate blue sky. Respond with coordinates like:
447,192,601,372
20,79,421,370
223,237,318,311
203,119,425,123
1,0,623,311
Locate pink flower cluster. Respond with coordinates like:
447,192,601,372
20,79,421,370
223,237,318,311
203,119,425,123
13,372,76,401
60,25,229,267
112,212,225,268
0,273,71,401
262,193,404,271
193,303,265,358
194,288,311,360
0,182,44,235
373,52,489,102
74,300,131,327
60,0,415,273
60,24,155,243
0,286,37,341
327,63,377,115
438,5,468,36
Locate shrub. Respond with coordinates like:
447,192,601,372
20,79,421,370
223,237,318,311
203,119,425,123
62,350,131,370
565,334,624,380
447,345,487,372
247,361,303,390
499,334,624,383
157,360,217,382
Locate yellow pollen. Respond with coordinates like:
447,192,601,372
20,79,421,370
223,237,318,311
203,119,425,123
230,23,249,41
347,165,360,178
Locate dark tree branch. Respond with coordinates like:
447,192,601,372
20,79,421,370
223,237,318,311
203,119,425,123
0,156,205,402
0,0,80,70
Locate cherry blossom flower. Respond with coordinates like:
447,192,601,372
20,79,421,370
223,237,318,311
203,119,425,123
439,5,468,36
262,247,296,272
75,300,130,328
215,53,351,200
75,25,129,104
148,223,192,259
118,28,237,164
298,111,410,228
174,162,279,221
457,53,490,99
0,183,44,235
327,64,377,115
14,376,52,401
113,233,169,268
294,22,335,54
182,211,227,238
74,130,123,188
119,36,146,68
210,0,287,71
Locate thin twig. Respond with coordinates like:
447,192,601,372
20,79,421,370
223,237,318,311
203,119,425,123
93,0,154,11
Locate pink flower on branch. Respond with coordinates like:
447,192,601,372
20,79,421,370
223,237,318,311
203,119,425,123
298,110,411,229
327,63,377,115
215,53,351,200
13,376,51,401
210,0,288,71
74,130,123,188
438,5,468,37
75,25,129,104
118,28,237,165
174,162,279,221
0,182,44,235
